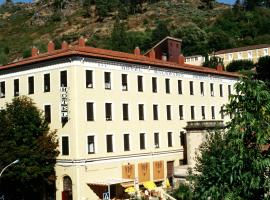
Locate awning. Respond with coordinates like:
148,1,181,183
87,178,133,187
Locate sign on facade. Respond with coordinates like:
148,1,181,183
102,192,110,200
60,87,68,125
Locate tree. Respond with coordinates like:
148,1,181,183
203,55,224,69
0,53,8,65
200,0,216,9
226,59,254,72
0,96,59,200
151,21,170,45
172,23,208,56
109,20,130,52
257,55,270,86
188,77,270,200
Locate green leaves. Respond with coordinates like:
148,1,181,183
185,77,270,200
0,96,59,199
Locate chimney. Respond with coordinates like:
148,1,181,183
216,64,223,71
178,54,185,65
62,41,68,50
31,47,39,57
47,41,55,53
149,50,156,59
79,37,85,47
134,47,140,55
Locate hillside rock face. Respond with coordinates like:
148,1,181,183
0,0,229,63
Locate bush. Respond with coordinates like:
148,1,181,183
0,53,8,65
22,49,31,58
226,59,254,72
256,55,270,84
173,182,193,200
203,56,224,69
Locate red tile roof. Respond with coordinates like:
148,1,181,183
215,44,270,55
0,45,239,78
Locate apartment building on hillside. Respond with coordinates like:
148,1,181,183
214,44,270,67
0,37,239,200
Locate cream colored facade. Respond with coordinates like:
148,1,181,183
214,44,270,67
185,55,205,66
0,43,238,199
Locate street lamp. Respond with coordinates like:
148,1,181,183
0,159,19,177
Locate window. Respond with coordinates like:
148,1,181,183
228,53,233,61
62,136,69,155
178,80,182,94
104,72,111,89
140,133,146,150
14,79,19,96
152,77,157,93
179,105,184,120
166,105,172,120
86,70,93,88
122,104,129,121
180,131,186,146
106,135,113,152
168,132,172,147
105,103,112,121
60,71,67,87
122,74,128,91
44,73,50,92
124,134,130,151
228,85,232,96
154,132,159,148
211,106,215,119
264,48,269,56
248,51,253,59
138,104,144,120
210,83,214,96
165,78,170,93
28,76,34,94
87,136,95,154
189,81,194,95
238,52,242,59
86,102,94,121
220,106,224,119
138,75,143,92
200,82,204,96
44,105,51,123
153,104,158,120
191,106,195,120
219,84,223,97
201,106,205,120
0,81,5,98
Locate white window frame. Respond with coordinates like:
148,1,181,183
105,133,114,153
85,69,94,89
238,52,242,59
86,134,96,154
139,132,147,150
264,48,269,56
61,135,70,156
123,133,131,152
248,51,253,59
85,100,96,122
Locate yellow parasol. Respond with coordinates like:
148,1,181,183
125,187,135,193
143,181,157,190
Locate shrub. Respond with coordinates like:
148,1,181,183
226,59,254,72
173,182,193,200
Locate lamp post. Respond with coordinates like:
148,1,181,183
0,159,19,177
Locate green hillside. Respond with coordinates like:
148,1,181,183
0,0,269,65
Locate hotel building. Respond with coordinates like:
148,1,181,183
0,37,238,200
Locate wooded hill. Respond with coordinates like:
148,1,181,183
0,0,269,65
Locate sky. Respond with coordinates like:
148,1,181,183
0,0,235,5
